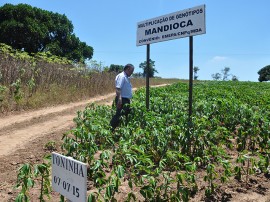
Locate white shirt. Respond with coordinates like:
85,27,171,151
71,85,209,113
115,71,132,99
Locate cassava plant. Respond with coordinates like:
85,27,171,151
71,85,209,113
15,156,51,202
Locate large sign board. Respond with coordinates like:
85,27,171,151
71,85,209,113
136,5,206,46
52,152,87,202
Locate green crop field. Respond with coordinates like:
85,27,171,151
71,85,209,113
59,81,270,201
15,81,270,201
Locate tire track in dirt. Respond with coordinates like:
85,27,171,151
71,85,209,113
0,114,75,156
0,92,115,157
0,93,115,134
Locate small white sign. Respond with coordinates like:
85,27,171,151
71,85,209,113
136,4,206,46
52,152,87,202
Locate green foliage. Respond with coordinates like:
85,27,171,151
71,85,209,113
15,163,34,202
13,81,268,201
59,81,270,200
234,152,256,186
204,163,217,196
108,64,124,73
34,162,51,202
0,43,72,64
0,3,93,63
11,78,23,104
0,84,7,102
15,156,51,202
258,65,270,82
139,59,158,78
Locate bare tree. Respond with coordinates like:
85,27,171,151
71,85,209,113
212,67,239,81
211,73,222,80
221,67,231,81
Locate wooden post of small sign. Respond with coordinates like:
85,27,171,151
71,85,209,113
188,36,193,125
146,44,150,110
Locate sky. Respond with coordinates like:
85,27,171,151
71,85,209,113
1,0,270,81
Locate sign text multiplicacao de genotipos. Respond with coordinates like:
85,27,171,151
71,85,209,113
136,5,206,46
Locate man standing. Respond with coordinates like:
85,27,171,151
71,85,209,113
110,64,134,130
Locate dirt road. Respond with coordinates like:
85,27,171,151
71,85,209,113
0,93,115,157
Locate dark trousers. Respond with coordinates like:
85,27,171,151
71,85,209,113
110,97,131,130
